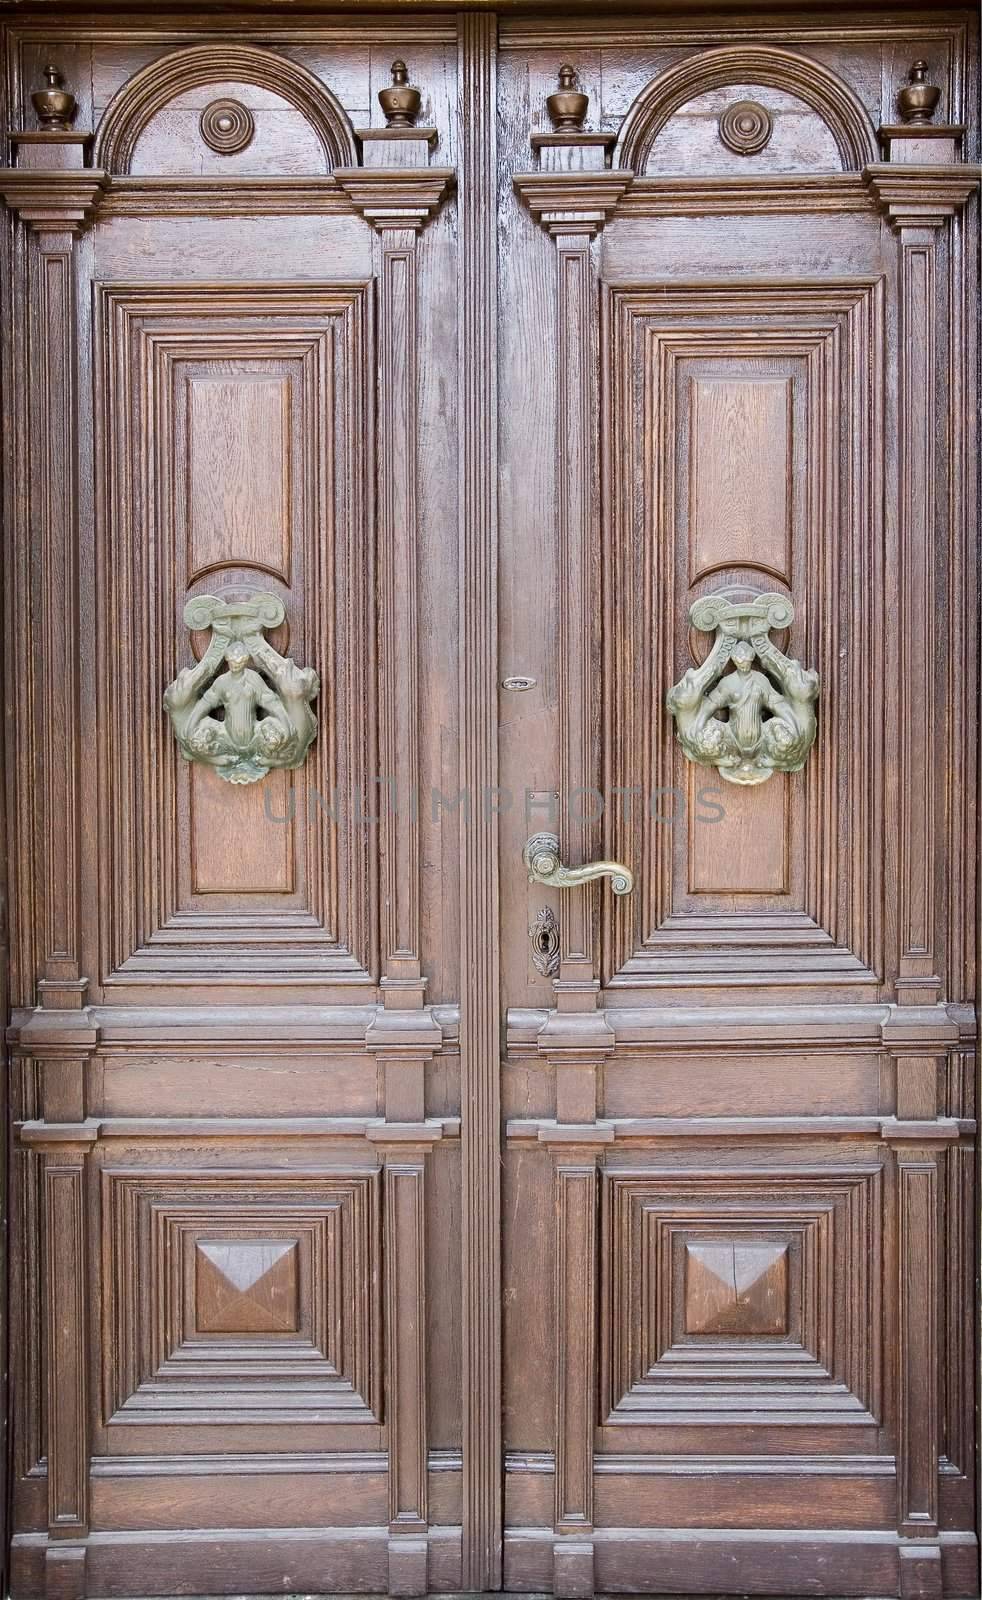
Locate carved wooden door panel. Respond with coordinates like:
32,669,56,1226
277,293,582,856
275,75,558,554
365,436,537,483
497,11,979,1600
1,7,978,1600
2,12,481,1599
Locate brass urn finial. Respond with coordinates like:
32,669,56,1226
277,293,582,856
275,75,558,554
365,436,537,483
31,63,77,132
378,59,421,128
898,60,941,125
547,63,589,133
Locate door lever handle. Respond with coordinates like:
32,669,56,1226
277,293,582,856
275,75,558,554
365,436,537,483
522,831,634,896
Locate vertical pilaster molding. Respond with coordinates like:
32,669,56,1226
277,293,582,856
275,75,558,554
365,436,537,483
879,1006,955,1582
344,171,450,1586
864,164,978,1008
2,141,104,1017
28,230,84,1008
343,181,450,1585
35,237,79,991
368,1114,444,1596
895,1147,940,1538
378,227,423,996
512,169,630,1013
456,10,501,1588
3,154,102,1579
43,1147,92,1538
384,1156,429,1596
537,1127,609,1600
896,225,939,1006
335,163,452,1013
554,1159,596,1532
555,233,596,989
863,169,976,1581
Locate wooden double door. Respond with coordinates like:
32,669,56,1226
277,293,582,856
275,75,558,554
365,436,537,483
2,3,979,1596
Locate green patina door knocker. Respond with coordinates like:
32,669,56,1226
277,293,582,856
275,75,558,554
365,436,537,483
666,592,819,786
164,592,319,785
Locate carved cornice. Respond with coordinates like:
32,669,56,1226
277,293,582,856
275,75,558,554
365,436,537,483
507,1001,970,1052
513,171,633,237
507,1114,969,1146
864,162,981,228
19,1115,460,1148
619,173,870,216
99,175,353,218
334,166,454,231
6,1002,461,1050
0,168,106,233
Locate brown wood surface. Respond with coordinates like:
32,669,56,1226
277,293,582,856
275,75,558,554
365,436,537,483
1,4,978,1598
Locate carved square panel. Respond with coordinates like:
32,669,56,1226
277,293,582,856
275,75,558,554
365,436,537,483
602,281,884,997
94,284,376,994
194,1239,300,1333
101,1166,381,1426
601,1165,883,1429
684,1240,788,1335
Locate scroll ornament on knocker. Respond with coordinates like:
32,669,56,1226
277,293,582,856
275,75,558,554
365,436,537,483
666,592,819,786
163,593,319,785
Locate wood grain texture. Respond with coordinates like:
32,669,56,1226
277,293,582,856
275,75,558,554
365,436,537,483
688,375,792,584
186,375,291,583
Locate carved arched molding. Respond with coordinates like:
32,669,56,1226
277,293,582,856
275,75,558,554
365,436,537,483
93,44,358,174
614,45,878,174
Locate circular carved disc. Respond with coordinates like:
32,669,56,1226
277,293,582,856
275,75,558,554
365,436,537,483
718,99,773,155
200,98,255,155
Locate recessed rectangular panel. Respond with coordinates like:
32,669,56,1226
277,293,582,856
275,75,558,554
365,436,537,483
190,765,294,895
101,1166,381,1426
688,769,788,895
601,1166,884,1429
187,374,291,581
96,284,374,987
689,376,791,582
604,284,884,992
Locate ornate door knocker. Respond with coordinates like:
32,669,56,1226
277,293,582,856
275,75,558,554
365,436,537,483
666,593,819,786
163,593,319,785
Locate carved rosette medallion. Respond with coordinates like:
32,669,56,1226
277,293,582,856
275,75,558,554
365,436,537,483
718,99,773,155
666,592,819,786
164,593,319,784
200,98,255,154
